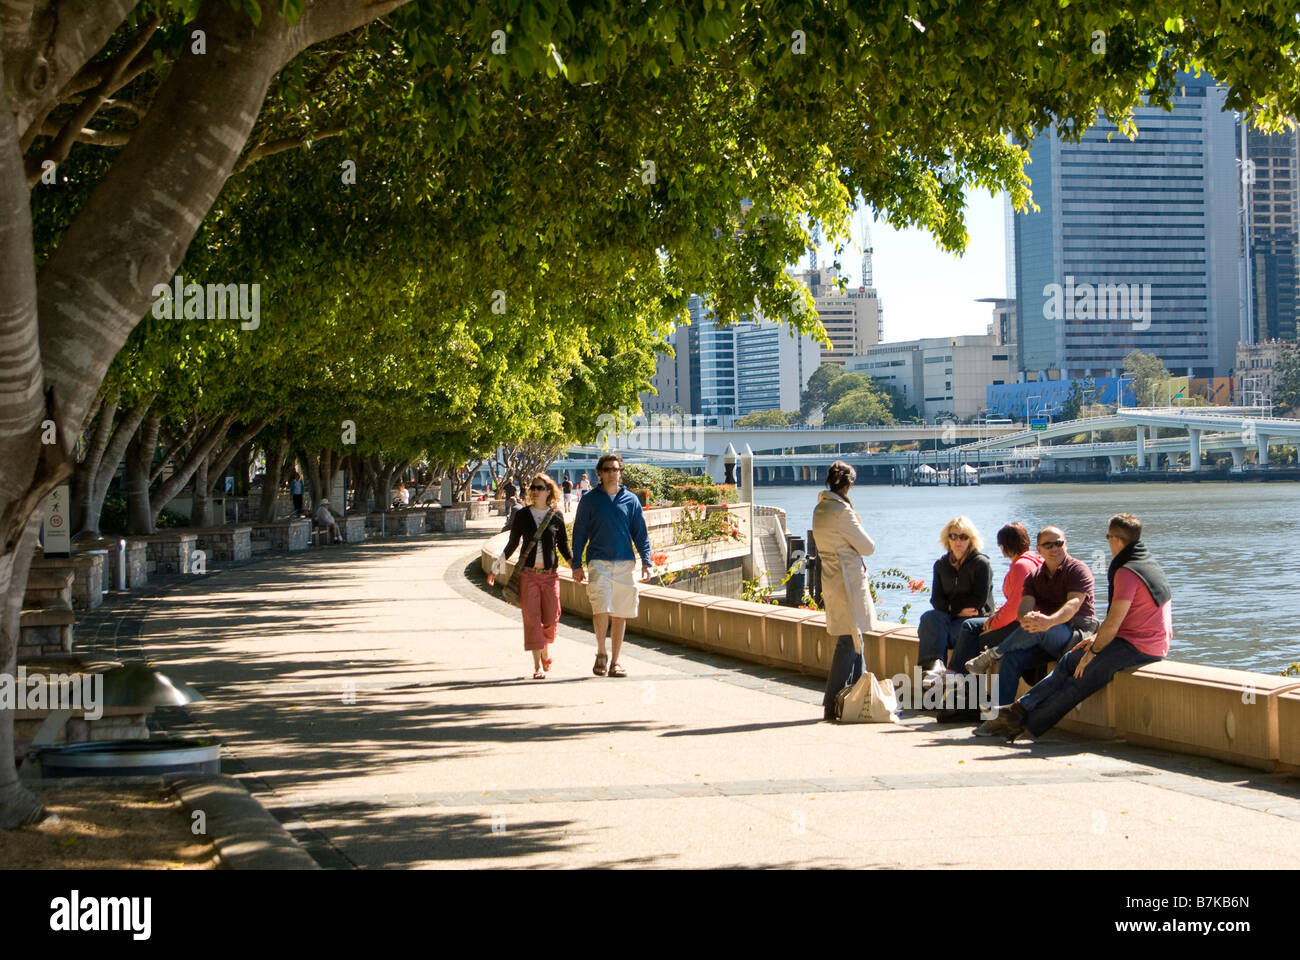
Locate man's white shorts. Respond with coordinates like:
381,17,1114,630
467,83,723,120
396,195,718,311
585,559,639,619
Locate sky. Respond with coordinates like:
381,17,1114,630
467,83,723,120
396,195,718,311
798,190,1012,343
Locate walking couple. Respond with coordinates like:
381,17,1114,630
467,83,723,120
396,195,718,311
493,453,652,679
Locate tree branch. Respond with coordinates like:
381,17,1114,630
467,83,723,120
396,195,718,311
26,12,160,187
232,124,346,175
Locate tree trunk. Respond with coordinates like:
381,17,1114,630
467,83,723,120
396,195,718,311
0,0,411,831
191,455,210,527
148,412,236,524
72,396,118,534
125,413,161,536
259,434,291,522
0,516,46,826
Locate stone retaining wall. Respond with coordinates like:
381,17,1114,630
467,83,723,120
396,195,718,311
480,535,1300,775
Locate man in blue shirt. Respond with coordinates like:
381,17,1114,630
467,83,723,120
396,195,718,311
572,453,653,678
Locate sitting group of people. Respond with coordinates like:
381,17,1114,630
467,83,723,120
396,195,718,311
817,461,1173,741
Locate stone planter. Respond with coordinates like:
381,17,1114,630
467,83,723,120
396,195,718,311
425,507,466,532
33,553,104,610
466,501,490,520
251,519,310,552
196,526,253,563
388,510,426,536
144,532,199,575
342,515,367,542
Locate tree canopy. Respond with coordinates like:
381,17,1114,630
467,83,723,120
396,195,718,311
5,0,1300,826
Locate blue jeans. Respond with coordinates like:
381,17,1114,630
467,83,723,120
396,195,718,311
1019,638,1160,736
917,610,969,668
821,632,863,712
996,624,1075,709
823,634,863,717
951,619,1017,674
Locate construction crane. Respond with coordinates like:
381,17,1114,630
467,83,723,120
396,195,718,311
861,219,874,287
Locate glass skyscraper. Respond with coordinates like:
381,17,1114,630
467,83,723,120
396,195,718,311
686,294,736,418
1013,74,1245,379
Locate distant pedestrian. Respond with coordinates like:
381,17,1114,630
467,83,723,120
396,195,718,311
502,478,517,501
290,471,305,516
394,482,411,507
491,474,572,679
578,473,590,498
562,475,574,513
812,461,878,721
571,454,652,678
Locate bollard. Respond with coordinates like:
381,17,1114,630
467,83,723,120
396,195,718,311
805,529,822,607
116,539,126,591
782,534,806,606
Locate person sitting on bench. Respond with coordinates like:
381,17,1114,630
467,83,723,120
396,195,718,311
314,499,343,543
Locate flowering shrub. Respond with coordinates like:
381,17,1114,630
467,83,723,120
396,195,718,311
673,504,742,544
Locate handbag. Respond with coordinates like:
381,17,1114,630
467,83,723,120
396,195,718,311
834,670,899,724
499,507,556,605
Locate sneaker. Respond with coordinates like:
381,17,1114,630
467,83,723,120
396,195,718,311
973,703,1027,738
965,647,1001,675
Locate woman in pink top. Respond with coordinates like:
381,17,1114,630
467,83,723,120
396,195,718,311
953,523,1044,675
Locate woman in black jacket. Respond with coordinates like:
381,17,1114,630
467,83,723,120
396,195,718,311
917,516,994,684
490,473,572,678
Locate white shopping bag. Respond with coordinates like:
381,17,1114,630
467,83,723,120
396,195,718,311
834,670,900,724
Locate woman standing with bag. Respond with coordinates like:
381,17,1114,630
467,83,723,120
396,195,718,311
489,474,572,679
812,461,879,721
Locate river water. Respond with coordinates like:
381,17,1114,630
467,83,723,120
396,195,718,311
754,482,1300,675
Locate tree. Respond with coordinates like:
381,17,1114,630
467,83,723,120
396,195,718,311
1123,350,1168,408
3,0,1300,830
735,409,799,427
799,363,848,421
1060,380,1086,422
1274,343,1300,417
824,386,896,427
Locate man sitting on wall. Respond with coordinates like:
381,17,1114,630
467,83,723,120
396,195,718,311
976,513,1172,741
314,498,343,544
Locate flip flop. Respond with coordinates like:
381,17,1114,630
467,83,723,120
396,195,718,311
542,657,553,671
532,670,546,680
608,663,626,678
593,653,608,676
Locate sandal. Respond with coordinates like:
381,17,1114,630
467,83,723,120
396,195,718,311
532,670,546,680
542,657,553,671
593,653,608,676
608,663,627,678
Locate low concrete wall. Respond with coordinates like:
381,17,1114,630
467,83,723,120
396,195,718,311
480,534,1299,774
425,506,466,532
251,520,310,552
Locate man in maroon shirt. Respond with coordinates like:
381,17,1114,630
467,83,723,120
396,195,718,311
975,525,1100,723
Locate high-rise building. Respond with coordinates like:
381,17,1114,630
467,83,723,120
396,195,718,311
685,294,737,418
1012,74,1245,379
734,316,822,416
788,266,882,365
639,328,682,415
1244,126,1299,342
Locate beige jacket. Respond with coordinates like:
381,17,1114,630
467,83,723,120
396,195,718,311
811,490,878,640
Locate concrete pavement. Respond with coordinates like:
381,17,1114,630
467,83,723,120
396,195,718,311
110,519,1300,868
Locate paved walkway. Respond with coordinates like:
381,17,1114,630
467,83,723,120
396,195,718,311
96,519,1300,868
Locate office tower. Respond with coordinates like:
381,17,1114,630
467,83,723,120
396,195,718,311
734,316,822,416
1013,74,1245,379
1245,126,1299,342
685,294,737,418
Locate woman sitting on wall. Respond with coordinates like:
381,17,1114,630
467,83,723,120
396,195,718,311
917,516,994,686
